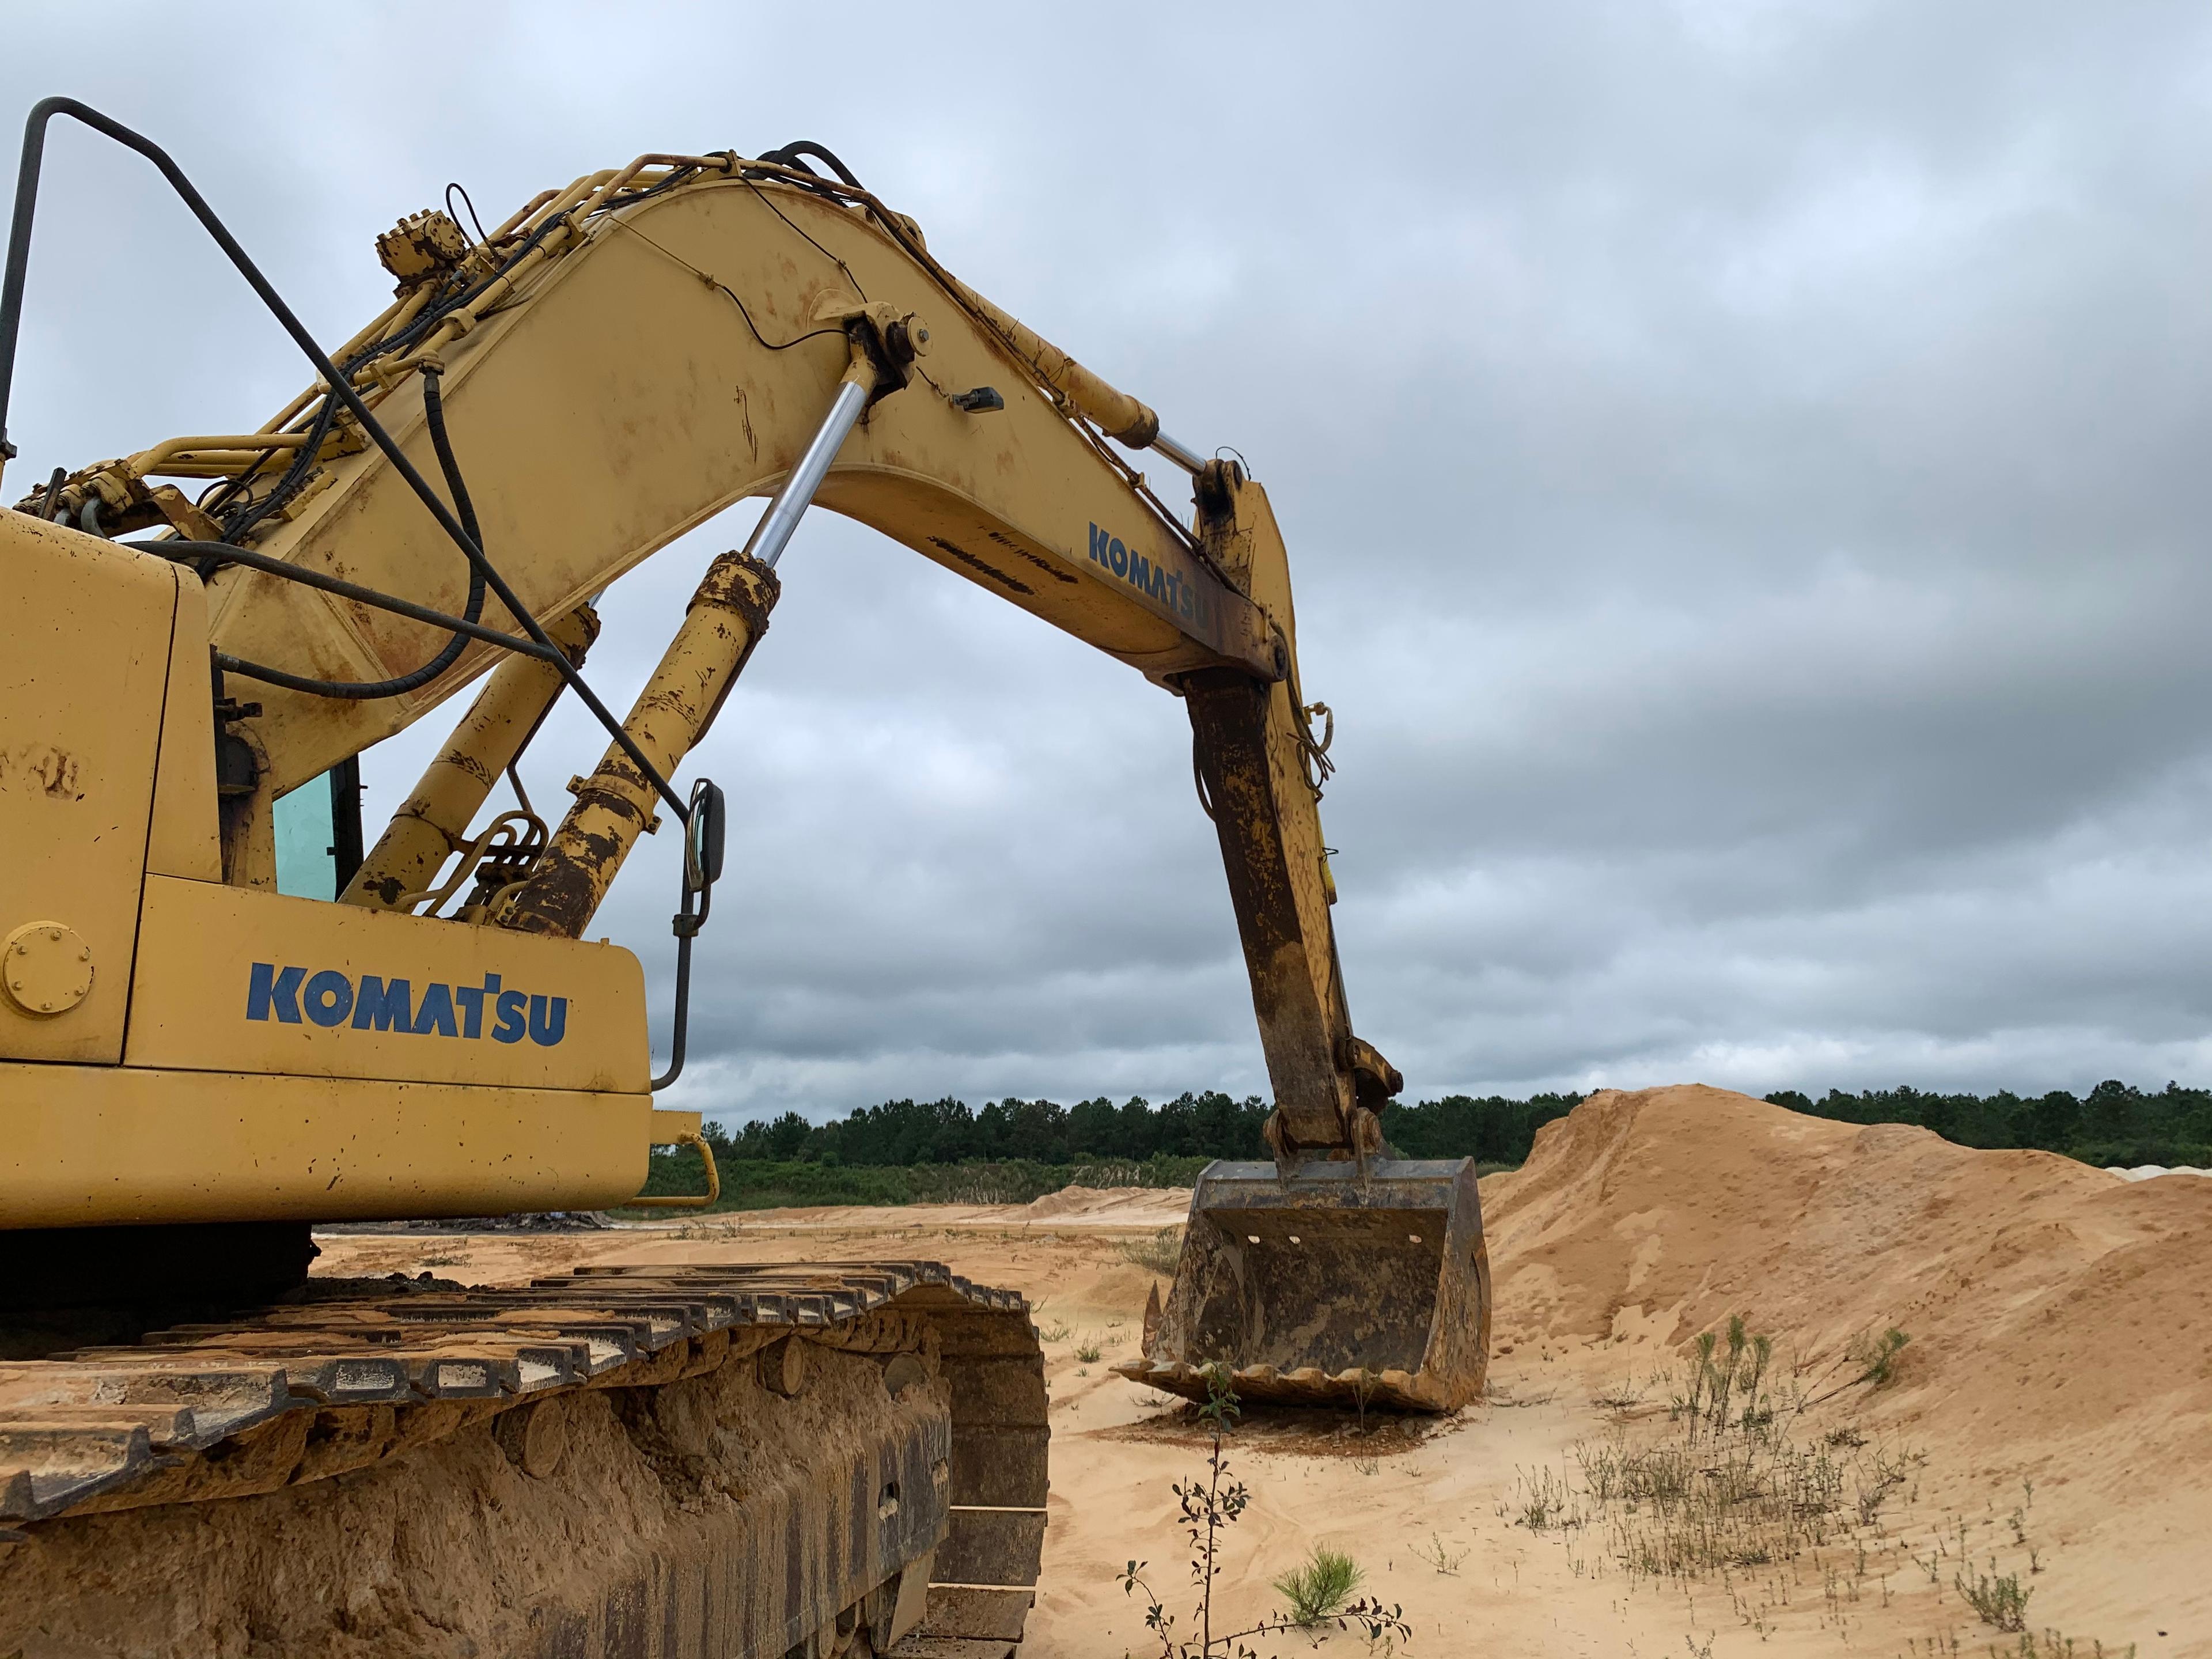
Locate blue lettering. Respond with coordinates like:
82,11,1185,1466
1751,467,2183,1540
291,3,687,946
413,981,460,1037
1128,551,1150,594
1088,522,1109,563
527,994,567,1047
1108,537,1128,577
247,962,306,1024
248,963,568,1043
350,975,414,1032
456,972,498,1040
302,969,353,1028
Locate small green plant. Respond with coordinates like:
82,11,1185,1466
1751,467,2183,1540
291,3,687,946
1118,1366,1411,1657
1986,1630,2135,1658
1506,1465,1581,1532
1040,1320,1073,1344
1957,1567,2032,1633
1593,1376,1647,1410
1413,1533,1468,1575
1348,1366,1380,1431
1119,1226,1186,1275
1272,1547,1363,1625
1805,1326,1911,1406
1075,1337,1103,1363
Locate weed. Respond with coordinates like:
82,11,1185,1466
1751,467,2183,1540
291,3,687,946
1958,1568,2032,1633
1986,1630,2135,1658
1506,1465,1582,1532
1805,1327,1910,1406
1272,1547,1363,1624
1118,1366,1411,1657
1076,1338,1104,1363
1040,1321,1073,1344
1593,1376,1649,1411
1119,1226,1186,1276
418,1252,462,1268
1413,1534,1469,1575
1349,1367,1380,1431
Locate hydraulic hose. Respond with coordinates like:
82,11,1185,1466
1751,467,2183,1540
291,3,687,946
0,96,692,824
207,366,488,700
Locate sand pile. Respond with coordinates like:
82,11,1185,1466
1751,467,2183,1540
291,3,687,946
1481,1086,2212,1611
1013,1184,1189,1225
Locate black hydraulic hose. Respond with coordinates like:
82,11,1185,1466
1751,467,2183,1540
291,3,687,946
0,97,690,824
757,141,863,189
135,538,558,665
191,370,491,701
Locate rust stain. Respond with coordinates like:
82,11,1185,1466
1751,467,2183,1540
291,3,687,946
0,743,84,801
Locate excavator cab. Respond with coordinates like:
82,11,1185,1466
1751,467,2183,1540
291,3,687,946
1120,1158,1490,1411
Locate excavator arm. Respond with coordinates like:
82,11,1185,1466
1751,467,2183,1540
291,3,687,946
1,115,1483,1412
9,141,1392,1165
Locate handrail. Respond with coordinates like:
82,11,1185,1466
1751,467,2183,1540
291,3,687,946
0,96,691,825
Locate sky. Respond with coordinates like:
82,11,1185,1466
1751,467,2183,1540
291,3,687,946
10,1,2212,1123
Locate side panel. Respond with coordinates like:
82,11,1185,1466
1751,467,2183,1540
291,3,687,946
0,1062,655,1226
125,874,649,1092
0,514,176,1064
143,567,221,883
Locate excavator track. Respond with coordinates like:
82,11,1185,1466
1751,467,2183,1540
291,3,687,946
0,1259,1046,1659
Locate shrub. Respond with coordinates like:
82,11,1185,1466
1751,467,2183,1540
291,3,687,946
1272,1547,1363,1626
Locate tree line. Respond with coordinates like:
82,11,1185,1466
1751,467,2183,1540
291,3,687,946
700,1090,1589,1171
696,1080,2212,1173
1766,1081,2212,1168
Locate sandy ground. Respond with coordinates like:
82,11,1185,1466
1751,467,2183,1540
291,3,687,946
318,1086,2212,1659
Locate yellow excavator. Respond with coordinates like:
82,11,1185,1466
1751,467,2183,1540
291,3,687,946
0,100,1486,1654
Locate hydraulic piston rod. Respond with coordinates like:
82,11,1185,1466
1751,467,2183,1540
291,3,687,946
742,371,872,571
493,363,873,937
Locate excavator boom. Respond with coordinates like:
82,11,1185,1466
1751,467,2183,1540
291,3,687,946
0,103,1483,1570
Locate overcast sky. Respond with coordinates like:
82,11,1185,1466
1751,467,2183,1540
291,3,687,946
12,1,2212,1122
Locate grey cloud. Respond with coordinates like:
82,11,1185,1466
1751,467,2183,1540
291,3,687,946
11,1,2212,1122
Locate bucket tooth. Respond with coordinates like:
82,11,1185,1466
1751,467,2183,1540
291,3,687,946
1131,1157,1489,1412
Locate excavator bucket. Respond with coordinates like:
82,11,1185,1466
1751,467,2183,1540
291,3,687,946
1115,1157,1490,1412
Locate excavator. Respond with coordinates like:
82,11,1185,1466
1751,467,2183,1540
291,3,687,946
0,99,1487,1656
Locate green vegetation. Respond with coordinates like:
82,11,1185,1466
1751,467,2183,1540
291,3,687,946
1764,1081,2212,1169
631,1153,1210,1210
1118,1226,1186,1275
1959,1569,2032,1633
632,1077,2212,1211
1271,1547,1364,1626
1119,1366,1408,1657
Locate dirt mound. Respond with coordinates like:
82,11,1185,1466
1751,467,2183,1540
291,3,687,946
1016,1185,1189,1224
1482,1084,2212,1513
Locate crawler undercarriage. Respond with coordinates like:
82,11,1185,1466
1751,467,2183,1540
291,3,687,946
0,1260,1046,1658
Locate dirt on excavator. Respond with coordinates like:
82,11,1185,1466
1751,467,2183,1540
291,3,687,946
0,1262,1045,1659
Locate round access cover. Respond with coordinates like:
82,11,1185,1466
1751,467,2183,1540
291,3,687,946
3,921,94,1016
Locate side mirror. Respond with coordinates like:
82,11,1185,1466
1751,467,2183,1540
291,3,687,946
684,778,725,895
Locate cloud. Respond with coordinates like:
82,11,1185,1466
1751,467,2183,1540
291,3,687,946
13,1,2212,1123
